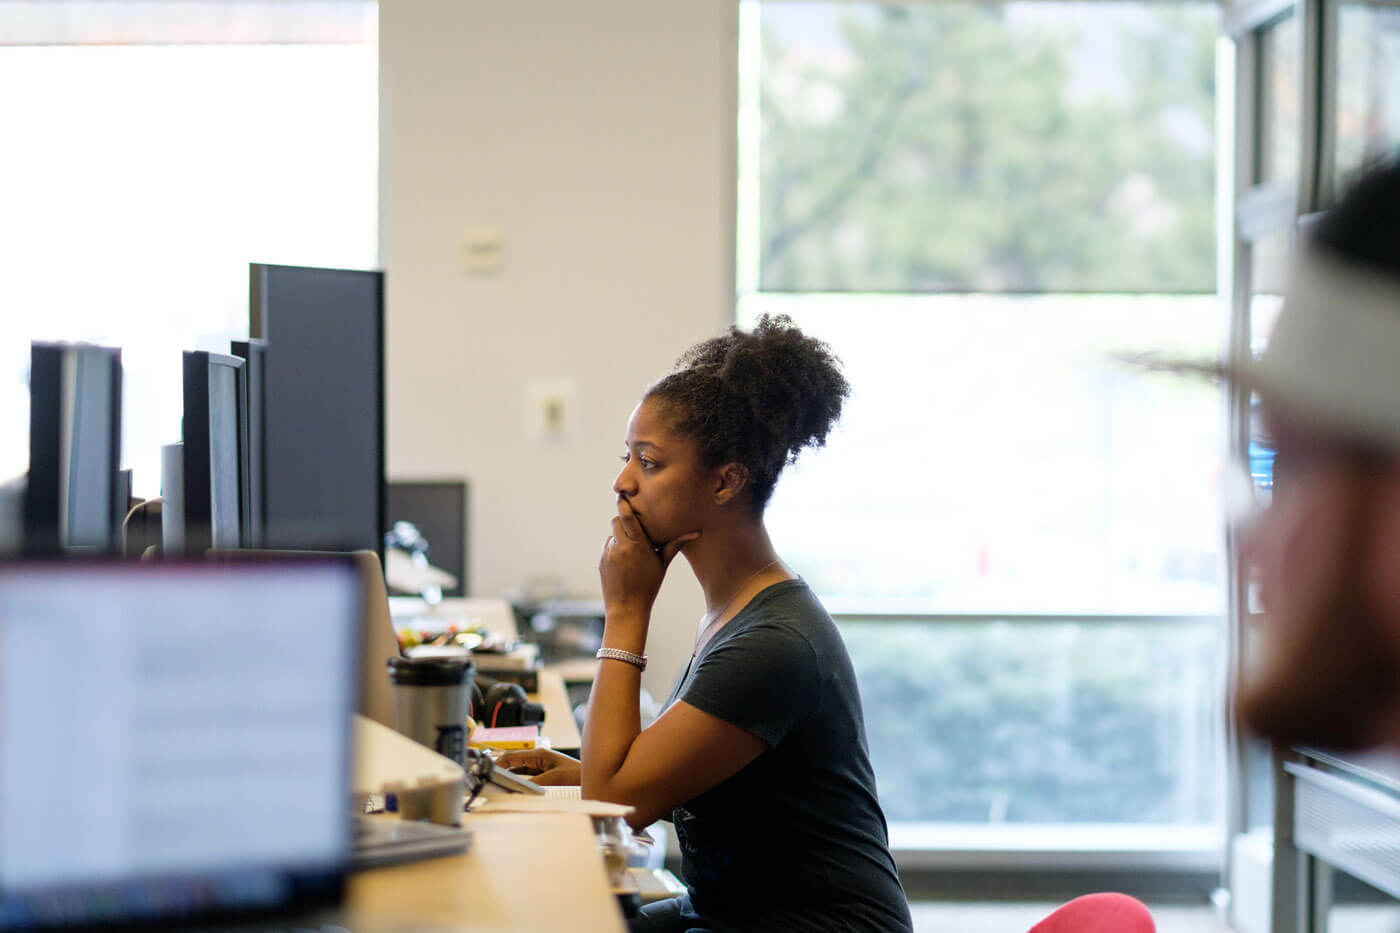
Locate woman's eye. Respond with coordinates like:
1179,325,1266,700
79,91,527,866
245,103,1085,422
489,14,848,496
639,458,656,470
619,453,630,464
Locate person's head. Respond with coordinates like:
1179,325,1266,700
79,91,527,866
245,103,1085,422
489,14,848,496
1237,158,1400,749
611,314,849,545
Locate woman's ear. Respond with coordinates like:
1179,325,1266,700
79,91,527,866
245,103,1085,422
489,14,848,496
713,463,749,506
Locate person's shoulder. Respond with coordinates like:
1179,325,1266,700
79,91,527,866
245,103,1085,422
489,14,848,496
748,577,822,611
738,579,838,643
740,577,813,617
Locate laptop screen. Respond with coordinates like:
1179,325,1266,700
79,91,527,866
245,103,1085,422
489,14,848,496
0,560,361,929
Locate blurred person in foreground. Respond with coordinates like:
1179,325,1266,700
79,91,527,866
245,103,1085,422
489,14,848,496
1226,158,1400,750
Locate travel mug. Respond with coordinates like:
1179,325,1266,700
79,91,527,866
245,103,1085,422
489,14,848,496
387,654,475,765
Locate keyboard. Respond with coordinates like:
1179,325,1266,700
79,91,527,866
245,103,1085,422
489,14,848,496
352,816,472,870
542,785,582,800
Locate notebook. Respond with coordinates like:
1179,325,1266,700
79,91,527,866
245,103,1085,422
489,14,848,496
0,559,361,931
543,785,583,800
470,725,539,749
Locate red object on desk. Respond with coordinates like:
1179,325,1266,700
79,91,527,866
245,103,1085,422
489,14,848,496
1028,893,1155,932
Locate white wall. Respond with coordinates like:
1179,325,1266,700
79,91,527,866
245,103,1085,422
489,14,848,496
379,0,737,696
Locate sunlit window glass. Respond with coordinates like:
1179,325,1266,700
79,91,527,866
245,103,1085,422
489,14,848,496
1259,14,1301,184
740,2,1224,828
1336,5,1400,189
0,4,378,498
750,3,1218,294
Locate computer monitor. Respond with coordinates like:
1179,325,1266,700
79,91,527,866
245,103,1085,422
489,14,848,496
0,558,361,930
182,350,248,553
250,263,385,557
23,342,123,555
230,338,266,548
386,481,468,597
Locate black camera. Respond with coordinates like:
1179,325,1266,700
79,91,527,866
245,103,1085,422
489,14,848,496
471,677,545,728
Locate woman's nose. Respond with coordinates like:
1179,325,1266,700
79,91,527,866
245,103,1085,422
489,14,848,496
613,463,634,497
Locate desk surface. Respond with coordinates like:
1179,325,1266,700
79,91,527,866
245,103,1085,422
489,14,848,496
532,669,581,751
348,811,624,932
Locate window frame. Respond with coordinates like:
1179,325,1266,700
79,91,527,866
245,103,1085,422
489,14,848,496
1221,0,1342,926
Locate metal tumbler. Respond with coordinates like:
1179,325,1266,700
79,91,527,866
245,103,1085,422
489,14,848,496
387,654,475,765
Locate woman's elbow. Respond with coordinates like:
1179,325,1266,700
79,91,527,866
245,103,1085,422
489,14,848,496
625,799,672,831
625,811,656,834
583,776,668,829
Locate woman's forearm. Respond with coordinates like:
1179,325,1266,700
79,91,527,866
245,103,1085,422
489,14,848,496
580,609,648,800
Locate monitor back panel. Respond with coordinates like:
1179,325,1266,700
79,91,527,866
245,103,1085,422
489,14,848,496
251,263,384,557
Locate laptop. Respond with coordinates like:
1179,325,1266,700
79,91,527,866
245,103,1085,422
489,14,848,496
206,549,401,730
0,558,362,931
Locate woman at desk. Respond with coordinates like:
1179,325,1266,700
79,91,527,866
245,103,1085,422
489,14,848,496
500,315,912,931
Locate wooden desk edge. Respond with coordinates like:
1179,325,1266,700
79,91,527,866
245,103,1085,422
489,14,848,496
530,669,582,751
347,811,624,932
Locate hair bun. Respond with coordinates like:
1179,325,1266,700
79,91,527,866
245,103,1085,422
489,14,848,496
650,314,850,511
717,315,848,464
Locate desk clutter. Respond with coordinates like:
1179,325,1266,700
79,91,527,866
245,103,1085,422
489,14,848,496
357,712,651,913
394,606,544,692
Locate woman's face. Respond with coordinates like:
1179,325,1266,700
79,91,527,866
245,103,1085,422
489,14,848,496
612,397,713,547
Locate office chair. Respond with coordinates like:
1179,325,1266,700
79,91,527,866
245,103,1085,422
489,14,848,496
1028,893,1155,932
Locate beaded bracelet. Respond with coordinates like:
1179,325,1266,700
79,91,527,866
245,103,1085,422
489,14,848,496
596,647,647,672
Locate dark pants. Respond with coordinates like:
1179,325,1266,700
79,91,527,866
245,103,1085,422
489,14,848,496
628,893,720,933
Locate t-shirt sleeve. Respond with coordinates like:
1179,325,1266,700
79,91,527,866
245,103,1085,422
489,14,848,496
678,621,821,748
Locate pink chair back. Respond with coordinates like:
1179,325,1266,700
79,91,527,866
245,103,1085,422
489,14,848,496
1028,893,1155,933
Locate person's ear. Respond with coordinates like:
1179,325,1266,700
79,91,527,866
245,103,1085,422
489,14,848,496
713,462,749,507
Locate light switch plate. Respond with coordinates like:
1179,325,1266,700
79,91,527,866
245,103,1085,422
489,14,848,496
461,228,505,273
524,380,578,444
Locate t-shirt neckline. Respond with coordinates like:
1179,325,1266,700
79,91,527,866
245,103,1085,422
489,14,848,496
695,576,806,658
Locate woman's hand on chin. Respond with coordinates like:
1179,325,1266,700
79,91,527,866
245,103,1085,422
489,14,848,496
599,498,700,623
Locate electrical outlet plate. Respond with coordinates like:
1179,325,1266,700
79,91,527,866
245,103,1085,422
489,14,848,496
461,228,505,274
524,380,578,444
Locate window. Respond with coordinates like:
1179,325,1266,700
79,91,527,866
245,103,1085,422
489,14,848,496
846,620,1218,825
1259,14,1302,184
739,2,1225,831
1250,225,1290,352
0,3,378,498
1336,4,1400,189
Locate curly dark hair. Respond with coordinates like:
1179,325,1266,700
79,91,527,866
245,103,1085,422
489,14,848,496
1313,156,1400,276
644,314,850,513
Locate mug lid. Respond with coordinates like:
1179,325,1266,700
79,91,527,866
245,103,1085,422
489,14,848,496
387,654,474,686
